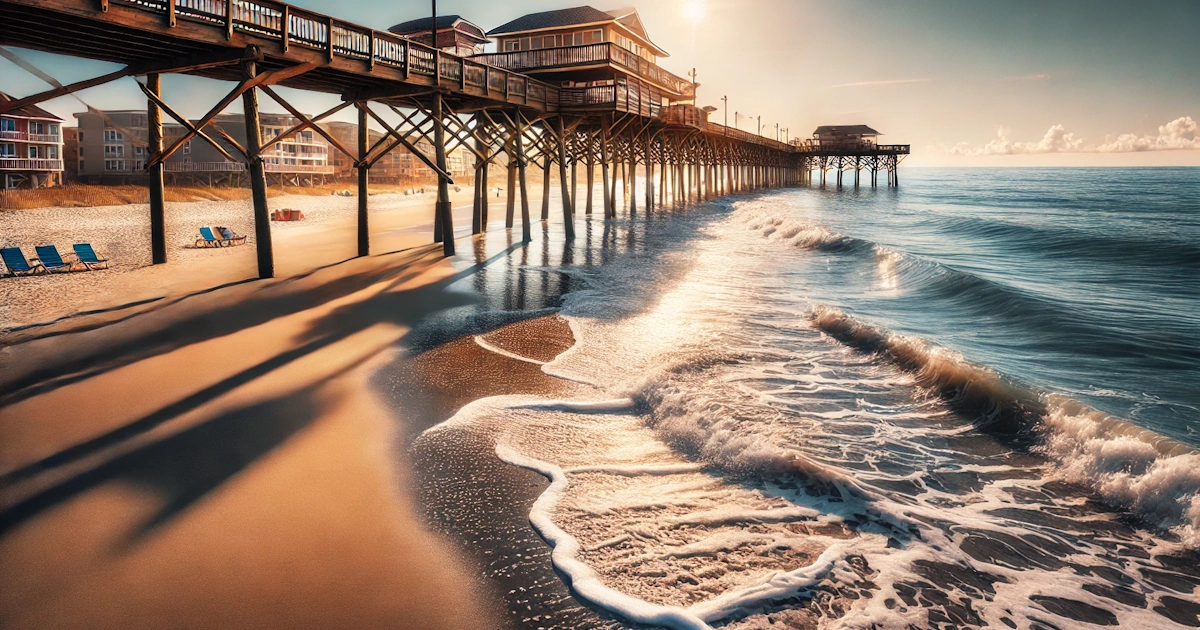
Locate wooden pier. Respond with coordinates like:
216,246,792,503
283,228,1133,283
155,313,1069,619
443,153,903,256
0,0,908,279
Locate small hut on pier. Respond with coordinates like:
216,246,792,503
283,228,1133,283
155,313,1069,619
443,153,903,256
812,125,880,150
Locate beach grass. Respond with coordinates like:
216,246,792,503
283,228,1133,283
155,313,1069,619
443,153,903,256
0,182,438,211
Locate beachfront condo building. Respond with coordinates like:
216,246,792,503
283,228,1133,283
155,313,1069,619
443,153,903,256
387,15,490,57
471,6,694,117
74,111,334,186
0,92,65,190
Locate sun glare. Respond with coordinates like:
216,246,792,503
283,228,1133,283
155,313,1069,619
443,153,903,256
682,0,707,24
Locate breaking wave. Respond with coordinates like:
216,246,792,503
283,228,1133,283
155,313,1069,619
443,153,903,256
810,304,1200,545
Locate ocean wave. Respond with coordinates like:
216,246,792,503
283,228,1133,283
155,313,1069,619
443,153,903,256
734,207,871,253
809,305,1200,545
932,214,1200,271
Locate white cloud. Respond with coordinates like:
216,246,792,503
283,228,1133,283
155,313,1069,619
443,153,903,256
1094,117,1200,152
951,117,1200,155
950,124,1084,156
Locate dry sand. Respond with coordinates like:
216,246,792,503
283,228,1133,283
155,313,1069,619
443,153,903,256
0,186,479,330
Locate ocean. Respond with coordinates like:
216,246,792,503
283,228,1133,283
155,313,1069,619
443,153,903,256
413,167,1200,629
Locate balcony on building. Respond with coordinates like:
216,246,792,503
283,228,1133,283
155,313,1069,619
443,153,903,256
472,6,694,118
1,91,65,190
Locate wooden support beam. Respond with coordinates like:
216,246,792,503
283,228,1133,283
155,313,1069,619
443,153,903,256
505,145,517,229
541,154,552,222
556,116,575,240
600,117,612,219
515,111,531,242
645,130,654,212
472,113,484,234
357,103,370,257
136,80,244,164
432,93,455,256
360,104,453,181
241,59,274,279
146,73,166,266
0,46,258,116
260,87,355,159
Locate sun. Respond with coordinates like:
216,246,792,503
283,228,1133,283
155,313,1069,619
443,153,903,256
682,0,707,24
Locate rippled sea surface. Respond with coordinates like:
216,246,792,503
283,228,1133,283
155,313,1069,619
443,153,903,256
416,168,1200,629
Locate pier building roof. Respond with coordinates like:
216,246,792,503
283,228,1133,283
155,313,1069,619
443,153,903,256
388,15,490,56
813,125,881,137
388,15,488,43
487,6,668,57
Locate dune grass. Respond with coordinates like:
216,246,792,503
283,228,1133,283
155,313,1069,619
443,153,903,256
0,182,434,211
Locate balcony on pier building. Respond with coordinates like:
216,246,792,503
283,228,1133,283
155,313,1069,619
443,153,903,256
472,6,695,119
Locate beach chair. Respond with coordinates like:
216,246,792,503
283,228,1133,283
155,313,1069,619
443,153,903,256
73,243,109,270
215,226,247,246
1,246,46,277
34,245,79,273
34,244,80,273
196,227,222,248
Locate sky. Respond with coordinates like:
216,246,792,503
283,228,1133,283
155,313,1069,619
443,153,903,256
3,0,1198,166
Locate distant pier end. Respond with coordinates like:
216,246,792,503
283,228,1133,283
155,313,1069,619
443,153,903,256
792,125,910,187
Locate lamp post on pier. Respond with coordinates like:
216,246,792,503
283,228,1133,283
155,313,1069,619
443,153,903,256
721,95,728,131
688,68,698,105
757,115,761,137
775,123,779,142
735,111,740,130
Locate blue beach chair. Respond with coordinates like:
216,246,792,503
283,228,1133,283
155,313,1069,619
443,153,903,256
215,226,247,246
196,227,222,248
1,246,46,277
35,245,78,273
73,243,109,270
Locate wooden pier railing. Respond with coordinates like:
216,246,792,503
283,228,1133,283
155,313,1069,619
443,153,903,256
88,0,560,111
792,142,911,156
472,42,694,99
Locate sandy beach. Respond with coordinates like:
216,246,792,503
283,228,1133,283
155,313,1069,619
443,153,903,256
0,177,628,629
0,186,484,329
